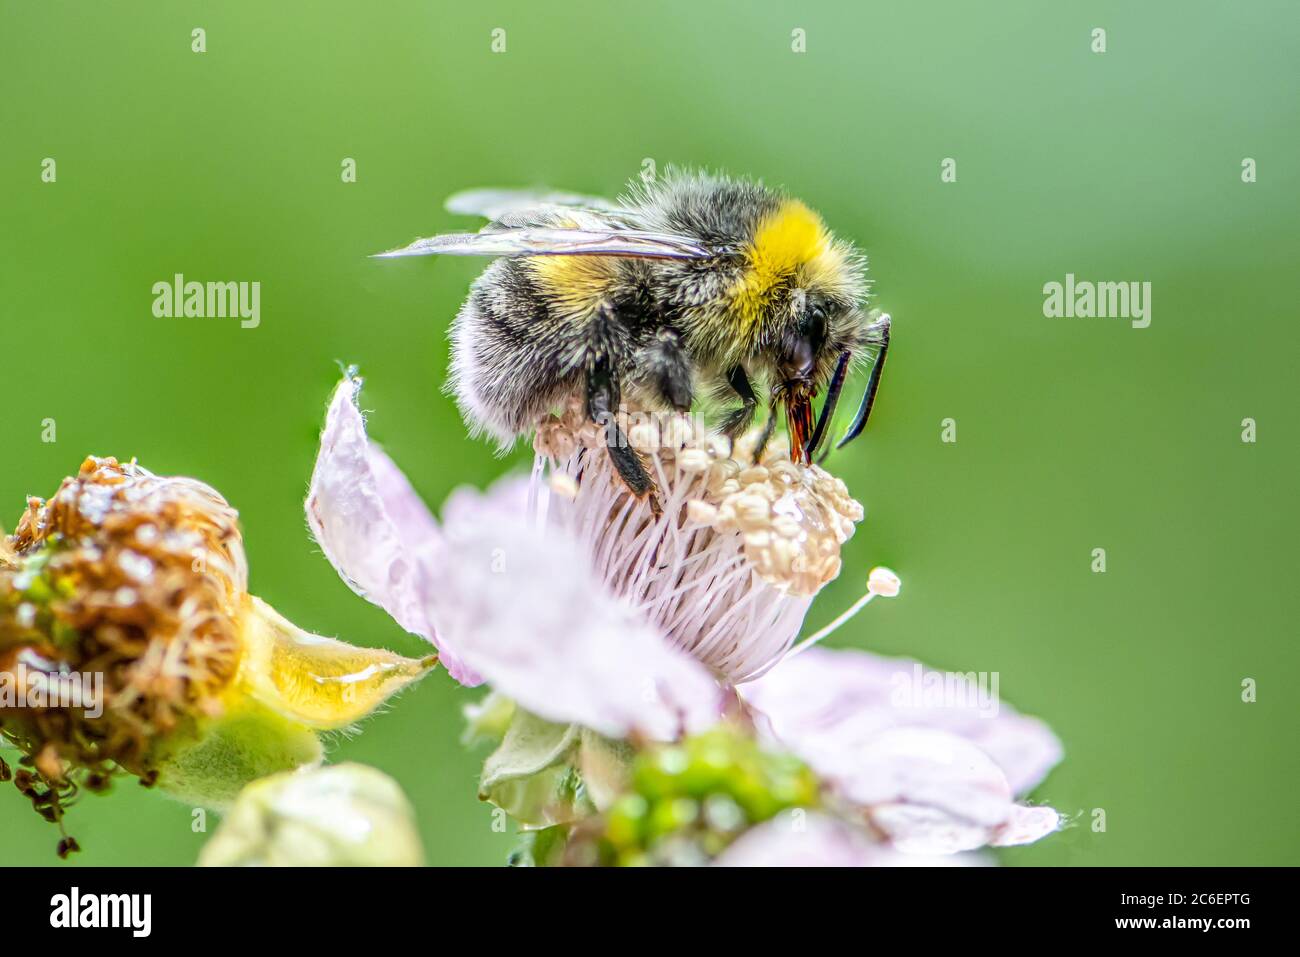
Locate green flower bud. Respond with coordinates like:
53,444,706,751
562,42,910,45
554,724,821,866
197,763,424,867
604,794,649,849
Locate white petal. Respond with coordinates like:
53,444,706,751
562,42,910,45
743,647,1064,852
991,805,1063,847
850,727,1013,827
431,489,724,740
743,647,1062,795
306,377,476,683
870,803,998,855
714,811,983,867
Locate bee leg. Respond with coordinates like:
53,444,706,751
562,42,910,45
721,366,759,442
638,329,694,412
587,359,657,505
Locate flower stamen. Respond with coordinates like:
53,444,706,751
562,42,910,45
784,565,901,659
530,400,869,682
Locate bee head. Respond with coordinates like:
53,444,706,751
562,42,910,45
774,291,869,465
733,198,865,359
735,199,871,464
776,292,841,382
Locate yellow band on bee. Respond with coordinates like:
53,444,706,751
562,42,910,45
732,199,829,329
529,255,619,311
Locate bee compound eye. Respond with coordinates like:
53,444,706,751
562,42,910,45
807,303,828,348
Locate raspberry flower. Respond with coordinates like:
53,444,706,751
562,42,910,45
1,456,435,855
307,374,1063,864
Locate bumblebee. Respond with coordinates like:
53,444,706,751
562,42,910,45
377,170,890,500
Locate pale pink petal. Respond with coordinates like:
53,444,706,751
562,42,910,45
848,727,1013,828
742,648,1063,853
869,804,997,855
991,805,1062,847
714,811,984,867
439,474,533,537
742,647,1062,795
430,489,724,740
306,377,476,683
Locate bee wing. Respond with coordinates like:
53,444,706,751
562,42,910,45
373,226,711,260
445,187,623,220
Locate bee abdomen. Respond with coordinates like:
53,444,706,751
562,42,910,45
447,260,591,448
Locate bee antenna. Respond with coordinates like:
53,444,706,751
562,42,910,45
832,315,890,453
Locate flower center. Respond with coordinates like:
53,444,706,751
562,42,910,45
532,401,864,683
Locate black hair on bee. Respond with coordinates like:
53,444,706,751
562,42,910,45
376,169,890,501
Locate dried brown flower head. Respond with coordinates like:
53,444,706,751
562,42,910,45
1,458,243,800
1,456,434,854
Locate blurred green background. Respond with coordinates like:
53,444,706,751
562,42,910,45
2,0,1296,866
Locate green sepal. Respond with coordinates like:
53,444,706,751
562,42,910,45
578,728,633,812
479,711,638,832
479,710,585,828
152,702,324,810
507,824,571,867
461,691,517,748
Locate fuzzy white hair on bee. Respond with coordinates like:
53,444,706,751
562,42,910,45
376,169,890,502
